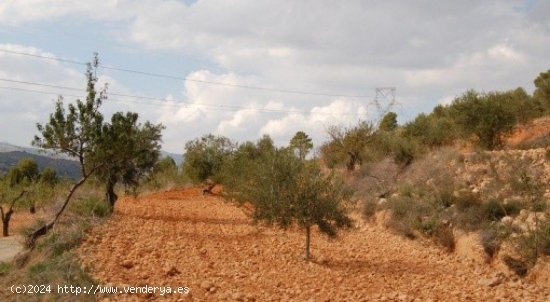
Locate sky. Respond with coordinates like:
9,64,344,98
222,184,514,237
0,0,549,154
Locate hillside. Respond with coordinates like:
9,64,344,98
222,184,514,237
0,142,184,179
0,151,81,179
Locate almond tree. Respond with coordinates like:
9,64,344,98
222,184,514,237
0,158,54,237
28,57,163,245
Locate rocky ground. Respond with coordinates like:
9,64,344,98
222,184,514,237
78,187,550,302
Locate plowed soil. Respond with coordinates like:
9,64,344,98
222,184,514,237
78,188,550,301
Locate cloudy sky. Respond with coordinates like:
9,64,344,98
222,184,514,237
1,0,549,153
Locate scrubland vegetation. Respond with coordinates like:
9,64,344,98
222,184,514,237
2,60,550,300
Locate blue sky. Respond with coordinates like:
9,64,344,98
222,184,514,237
1,0,549,153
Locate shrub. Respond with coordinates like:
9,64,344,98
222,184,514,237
480,227,501,260
70,197,110,218
507,217,550,275
417,216,438,236
27,252,97,294
454,206,485,231
435,189,455,209
392,137,418,166
481,199,523,222
434,224,455,252
362,198,378,219
453,191,482,211
0,262,11,276
398,183,415,198
503,255,529,277
532,200,548,212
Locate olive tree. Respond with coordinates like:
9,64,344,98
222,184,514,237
97,112,163,208
183,134,234,193
225,144,354,260
0,159,56,236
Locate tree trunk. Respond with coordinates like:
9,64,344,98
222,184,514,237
304,225,311,260
106,177,118,210
202,183,216,196
346,151,358,171
1,209,13,237
27,176,87,248
1,191,26,237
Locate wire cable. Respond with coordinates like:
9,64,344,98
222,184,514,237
0,84,370,117
0,48,374,98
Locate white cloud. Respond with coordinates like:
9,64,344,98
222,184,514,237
1,1,550,152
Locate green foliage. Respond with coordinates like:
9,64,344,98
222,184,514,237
509,216,550,274
289,131,313,160
40,167,59,186
322,121,375,170
481,199,523,222
379,111,398,132
70,197,110,218
33,62,106,177
362,198,378,219
450,90,518,149
534,69,550,111
391,136,419,166
453,191,482,211
155,156,177,174
224,144,353,259
403,113,457,147
96,111,164,206
183,134,234,184
29,56,164,244
0,262,11,275
27,251,97,298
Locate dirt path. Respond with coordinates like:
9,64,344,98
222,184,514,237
78,188,550,301
0,236,24,263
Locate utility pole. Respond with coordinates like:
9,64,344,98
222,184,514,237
374,87,397,120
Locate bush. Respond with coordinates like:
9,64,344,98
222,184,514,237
71,197,110,218
39,226,86,257
454,206,485,231
503,255,529,277
27,252,97,296
481,199,523,222
0,262,11,276
362,198,378,219
453,191,482,211
507,217,550,275
392,137,418,166
532,200,548,212
434,224,455,252
480,227,501,260
385,195,442,240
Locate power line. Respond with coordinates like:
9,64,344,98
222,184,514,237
0,48,374,98
0,81,370,117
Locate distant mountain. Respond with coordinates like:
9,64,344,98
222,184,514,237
0,151,81,180
0,142,183,179
0,142,73,160
160,151,184,166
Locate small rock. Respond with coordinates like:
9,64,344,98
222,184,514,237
232,292,245,301
478,277,501,287
501,216,513,224
121,260,134,269
165,266,180,276
200,281,214,290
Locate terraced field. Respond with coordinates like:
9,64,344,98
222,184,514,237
78,188,550,301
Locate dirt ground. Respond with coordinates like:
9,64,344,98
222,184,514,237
78,188,550,301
